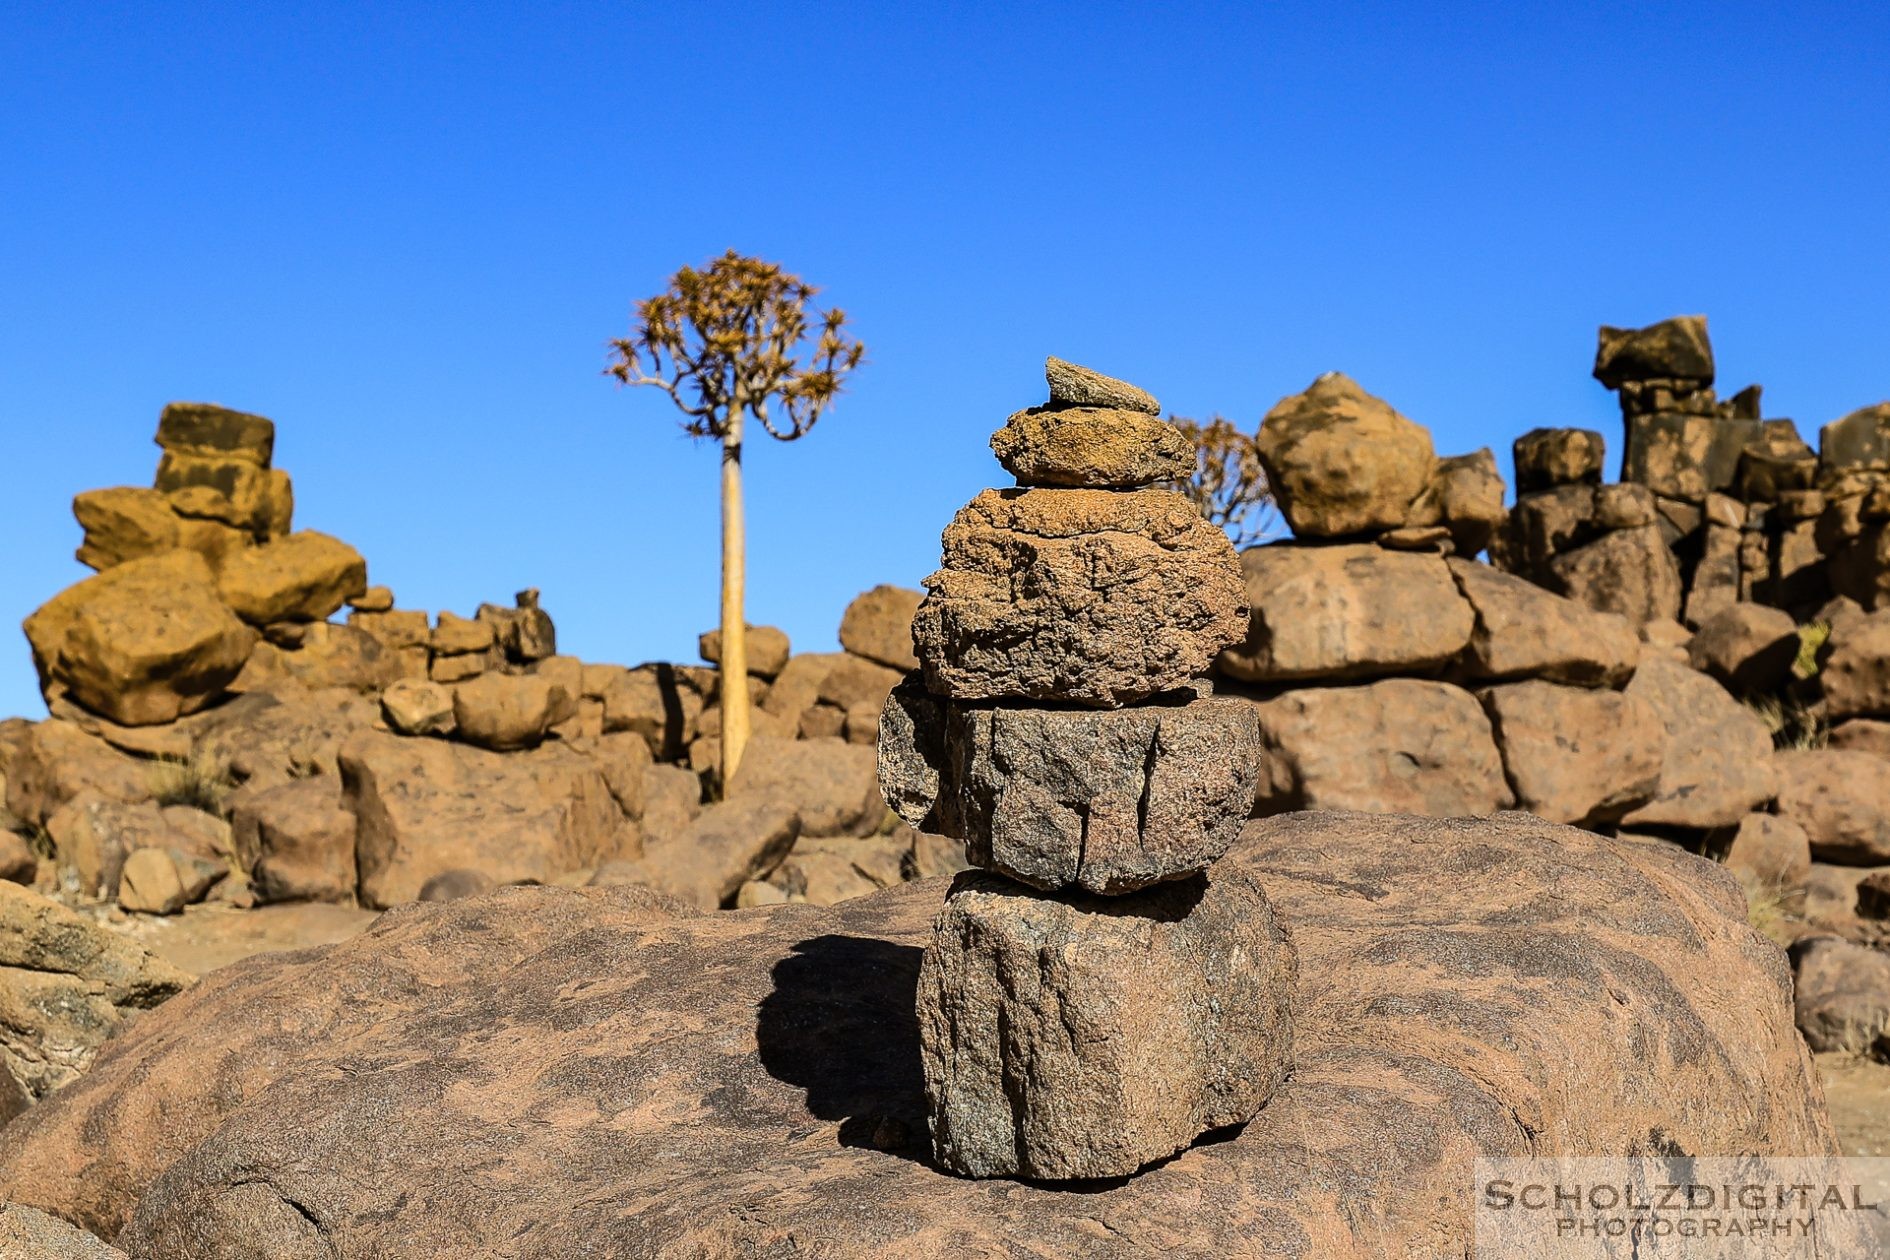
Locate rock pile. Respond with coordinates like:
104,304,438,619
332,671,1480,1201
881,359,1295,1179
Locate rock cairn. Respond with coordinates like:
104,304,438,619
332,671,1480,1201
879,357,1297,1180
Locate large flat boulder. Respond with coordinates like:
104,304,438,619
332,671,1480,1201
0,813,1832,1256
1248,679,1512,817
24,551,256,726
339,729,626,908
215,531,367,625
1216,544,1473,684
1446,557,1639,686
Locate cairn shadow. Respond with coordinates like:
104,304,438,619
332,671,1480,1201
755,934,931,1163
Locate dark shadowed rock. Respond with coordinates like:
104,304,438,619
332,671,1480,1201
913,488,1248,707
1774,749,1890,865
1819,402,1890,477
0,814,1832,1256
1621,660,1776,832
1687,603,1801,695
1255,372,1435,538
1447,557,1639,686
991,407,1194,489
1478,681,1663,826
1219,543,1473,685
1547,525,1684,627
1513,427,1605,492
1790,935,1890,1055
920,869,1294,1180
1249,680,1512,817
1043,356,1159,415
156,401,275,466
879,679,1261,893
1593,315,1714,388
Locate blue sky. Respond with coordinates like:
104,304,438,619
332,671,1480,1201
3,1,1887,720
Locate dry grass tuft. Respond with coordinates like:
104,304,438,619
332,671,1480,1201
149,744,235,814
1747,694,1827,751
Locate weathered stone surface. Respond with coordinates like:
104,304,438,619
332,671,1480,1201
879,680,1261,893
3,720,152,830
0,830,37,886
234,622,400,695
72,487,180,572
773,833,910,907
154,453,273,532
451,673,575,752
1504,484,1598,571
476,590,557,664
838,585,924,672
1217,543,1472,684
1593,483,1658,529
0,1203,129,1258
1774,748,1890,865
0,814,1832,1255
921,869,1294,1180
25,551,255,726
190,688,379,793
913,488,1247,706
698,624,792,678
230,777,358,904
1255,372,1435,538
215,531,367,625
726,734,881,838
606,797,800,911
1790,935,1890,1055
46,797,182,900
1513,427,1605,492
1044,356,1160,414
759,652,846,730
0,880,189,1101
638,764,703,843
1593,315,1714,388
339,730,624,908
1724,813,1812,891
1684,522,1743,628
1623,413,1760,502
1478,681,1663,826
1820,609,1890,721
1687,603,1800,695
1403,448,1506,556
1820,402,1890,477
1620,660,1776,831
349,585,394,613
1250,680,1512,817
991,407,1193,488
381,677,456,736
1446,557,1639,686
1831,719,1890,759
1546,524,1684,626
1738,422,1818,502
816,654,904,714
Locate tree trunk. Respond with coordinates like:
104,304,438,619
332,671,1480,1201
719,410,751,785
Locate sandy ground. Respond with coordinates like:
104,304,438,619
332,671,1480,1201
1818,1053,1890,1157
114,900,382,977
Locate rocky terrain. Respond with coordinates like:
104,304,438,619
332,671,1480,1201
4,327,1890,1253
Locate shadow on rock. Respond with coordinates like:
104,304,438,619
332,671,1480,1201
756,933,930,1162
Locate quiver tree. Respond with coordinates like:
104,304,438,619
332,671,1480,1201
1167,414,1280,548
609,250,865,780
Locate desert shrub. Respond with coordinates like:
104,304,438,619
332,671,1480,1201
1166,414,1280,548
1794,620,1832,680
1747,694,1827,751
149,745,234,814
1738,872,1801,949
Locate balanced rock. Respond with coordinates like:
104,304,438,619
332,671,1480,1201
216,531,367,625
698,624,791,679
1044,355,1159,414
72,487,180,571
920,869,1294,1180
451,673,575,752
880,679,1261,894
1593,315,1714,388
991,407,1193,489
24,550,255,726
1513,427,1605,492
1255,372,1436,538
155,401,275,466
912,488,1247,706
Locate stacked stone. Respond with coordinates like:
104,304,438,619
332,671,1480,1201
878,357,1297,1181
1817,402,1890,610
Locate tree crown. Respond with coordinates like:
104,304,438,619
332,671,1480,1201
1167,414,1280,548
608,250,865,441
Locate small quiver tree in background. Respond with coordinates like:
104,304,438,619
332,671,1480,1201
1167,414,1280,549
608,250,865,781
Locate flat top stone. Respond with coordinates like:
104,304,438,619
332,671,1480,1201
1044,356,1159,415
990,406,1194,489
1593,315,1714,389
155,402,276,467
0,812,1832,1256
